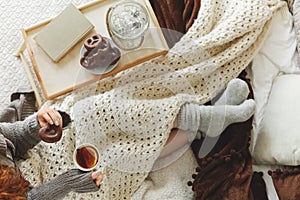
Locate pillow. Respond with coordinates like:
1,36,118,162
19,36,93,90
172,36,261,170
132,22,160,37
253,74,300,165
249,3,300,154
290,0,300,64
248,3,300,155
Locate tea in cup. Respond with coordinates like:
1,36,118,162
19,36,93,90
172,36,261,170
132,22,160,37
73,143,99,171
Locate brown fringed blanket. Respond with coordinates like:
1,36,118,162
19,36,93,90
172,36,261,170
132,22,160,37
149,0,201,47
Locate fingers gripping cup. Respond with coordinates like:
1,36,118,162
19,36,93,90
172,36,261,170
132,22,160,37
73,143,100,171
39,125,62,143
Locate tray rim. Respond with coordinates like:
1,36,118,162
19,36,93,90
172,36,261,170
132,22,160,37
20,0,169,102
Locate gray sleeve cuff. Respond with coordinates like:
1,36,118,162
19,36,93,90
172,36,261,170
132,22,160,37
25,114,41,140
66,169,99,193
28,169,99,200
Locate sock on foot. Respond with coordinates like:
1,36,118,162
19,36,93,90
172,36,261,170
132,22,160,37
198,99,255,137
213,78,250,105
178,99,255,139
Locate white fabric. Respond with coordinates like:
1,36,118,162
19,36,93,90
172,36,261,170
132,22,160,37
131,148,197,200
0,0,94,111
249,4,300,157
253,74,300,165
0,0,295,199
20,0,284,199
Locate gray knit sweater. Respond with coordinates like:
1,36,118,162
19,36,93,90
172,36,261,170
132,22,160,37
0,114,99,200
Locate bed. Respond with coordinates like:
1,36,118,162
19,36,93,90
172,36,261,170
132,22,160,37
183,0,300,199
2,0,300,199
125,1,300,198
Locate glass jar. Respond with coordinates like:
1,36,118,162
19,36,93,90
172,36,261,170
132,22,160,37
106,0,149,50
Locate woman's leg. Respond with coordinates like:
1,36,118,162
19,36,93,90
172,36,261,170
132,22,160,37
160,99,255,158
160,78,253,158
159,128,189,158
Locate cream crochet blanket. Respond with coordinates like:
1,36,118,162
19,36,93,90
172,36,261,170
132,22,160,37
18,0,284,199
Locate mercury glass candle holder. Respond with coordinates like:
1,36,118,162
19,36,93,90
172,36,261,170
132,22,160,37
106,0,149,50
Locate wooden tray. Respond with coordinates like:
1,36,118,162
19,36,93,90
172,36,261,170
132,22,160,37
19,0,168,106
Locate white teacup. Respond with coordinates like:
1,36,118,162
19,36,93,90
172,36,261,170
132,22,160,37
73,143,99,171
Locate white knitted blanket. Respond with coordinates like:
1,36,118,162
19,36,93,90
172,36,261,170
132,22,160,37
18,0,284,199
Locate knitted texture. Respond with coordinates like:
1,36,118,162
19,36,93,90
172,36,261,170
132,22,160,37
28,169,99,200
177,78,252,138
0,114,41,158
10,91,37,121
20,0,284,199
213,78,250,105
177,99,255,138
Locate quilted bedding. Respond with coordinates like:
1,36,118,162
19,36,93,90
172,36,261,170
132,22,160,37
2,0,300,199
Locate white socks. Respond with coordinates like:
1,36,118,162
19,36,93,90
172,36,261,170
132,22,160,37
197,100,255,137
178,78,255,139
213,78,250,105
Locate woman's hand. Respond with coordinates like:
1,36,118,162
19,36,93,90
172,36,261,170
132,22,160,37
37,108,63,143
37,107,62,128
91,171,103,187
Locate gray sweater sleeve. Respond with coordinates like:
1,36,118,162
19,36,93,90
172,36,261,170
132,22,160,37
0,114,41,157
27,169,99,200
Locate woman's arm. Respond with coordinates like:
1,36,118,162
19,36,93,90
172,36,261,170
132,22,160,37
0,108,62,158
0,114,41,157
27,169,102,200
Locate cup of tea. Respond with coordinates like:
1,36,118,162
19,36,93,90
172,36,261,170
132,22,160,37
73,143,99,171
